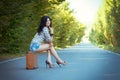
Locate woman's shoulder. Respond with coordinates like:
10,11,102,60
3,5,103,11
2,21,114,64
43,27,48,29
43,27,49,31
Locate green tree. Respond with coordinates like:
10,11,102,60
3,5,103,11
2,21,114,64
0,0,85,54
89,0,120,53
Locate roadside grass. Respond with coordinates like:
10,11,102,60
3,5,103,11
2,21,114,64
0,51,52,61
98,45,120,54
0,53,25,61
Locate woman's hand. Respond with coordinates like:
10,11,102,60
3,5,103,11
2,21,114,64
48,27,54,34
49,42,53,47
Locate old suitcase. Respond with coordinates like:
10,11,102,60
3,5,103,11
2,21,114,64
26,51,38,70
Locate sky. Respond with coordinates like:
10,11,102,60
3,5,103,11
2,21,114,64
66,0,103,26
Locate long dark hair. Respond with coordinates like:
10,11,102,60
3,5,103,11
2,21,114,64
37,16,52,34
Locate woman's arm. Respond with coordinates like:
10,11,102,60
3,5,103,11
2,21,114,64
49,26,54,42
43,27,54,43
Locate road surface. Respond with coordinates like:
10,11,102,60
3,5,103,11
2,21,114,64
0,42,120,80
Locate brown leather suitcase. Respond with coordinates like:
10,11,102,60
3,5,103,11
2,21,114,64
26,51,38,70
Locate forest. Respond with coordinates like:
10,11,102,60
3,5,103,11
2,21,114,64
89,0,120,53
0,0,120,56
0,0,85,54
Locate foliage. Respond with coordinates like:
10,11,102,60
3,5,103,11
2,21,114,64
89,0,120,53
0,0,85,54
49,2,85,47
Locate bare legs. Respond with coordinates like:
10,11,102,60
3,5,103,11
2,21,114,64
35,43,66,68
47,50,52,63
49,46,66,67
46,50,54,68
49,46,63,62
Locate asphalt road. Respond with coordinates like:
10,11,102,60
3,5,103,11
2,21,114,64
0,42,120,80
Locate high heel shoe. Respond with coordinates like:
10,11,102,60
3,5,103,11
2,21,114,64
56,61,67,67
45,60,54,68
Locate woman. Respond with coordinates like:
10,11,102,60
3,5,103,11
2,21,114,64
30,16,66,68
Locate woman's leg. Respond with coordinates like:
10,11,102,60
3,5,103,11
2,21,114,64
34,43,66,67
47,50,52,63
46,50,54,68
35,43,54,68
49,46,64,62
36,43,64,62
35,44,50,53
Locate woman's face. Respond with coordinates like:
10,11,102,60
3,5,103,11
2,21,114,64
46,18,51,27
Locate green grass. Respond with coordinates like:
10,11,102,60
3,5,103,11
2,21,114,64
98,45,120,54
0,53,25,61
0,51,51,61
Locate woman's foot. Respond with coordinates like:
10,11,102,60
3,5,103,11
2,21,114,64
45,60,54,68
56,61,67,67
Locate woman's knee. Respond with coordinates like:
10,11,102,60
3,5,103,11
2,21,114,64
49,43,54,49
39,43,53,51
